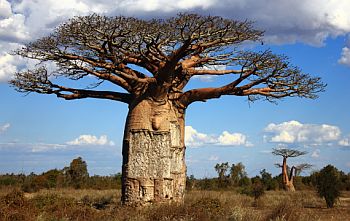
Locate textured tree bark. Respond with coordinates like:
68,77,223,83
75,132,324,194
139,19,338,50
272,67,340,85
121,98,186,205
285,180,295,191
282,157,295,192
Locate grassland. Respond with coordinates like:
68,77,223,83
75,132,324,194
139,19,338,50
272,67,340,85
0,188,349,221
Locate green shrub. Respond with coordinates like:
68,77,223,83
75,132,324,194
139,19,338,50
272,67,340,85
315,165,341,208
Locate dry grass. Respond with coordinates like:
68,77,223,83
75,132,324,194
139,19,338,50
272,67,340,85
0,188,349,221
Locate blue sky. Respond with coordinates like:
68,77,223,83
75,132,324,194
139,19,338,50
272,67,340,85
0,0,350,178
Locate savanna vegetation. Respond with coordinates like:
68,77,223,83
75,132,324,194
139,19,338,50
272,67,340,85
1,157,350,220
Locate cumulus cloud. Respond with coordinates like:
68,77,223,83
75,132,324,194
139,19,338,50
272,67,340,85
1,0,349,45
0,123,10,133
0,0,12,18
67,134,115,146
218,131,247,146
338,136,350,147
2,0,350,82
0,46,42,82
0,51,22,82
338,47,350,66
0,0,29,43
185,126,216,147
264,120,341,145
185,125,251,147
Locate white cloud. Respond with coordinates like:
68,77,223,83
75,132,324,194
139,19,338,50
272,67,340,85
2,0,350,82
0,53,20,82
0,0,12,18
185,125,251,147
218,131,246,146
193,64,226,82
338,47,350,66
0,48,42,82
0,123,10,133
264,120,341,144
0,13,28,42
185,126,216,147
338,137,350,146
31,143,67,153
311,149,320,158
1,0,349,45
119,0,215,12
67,134,115,146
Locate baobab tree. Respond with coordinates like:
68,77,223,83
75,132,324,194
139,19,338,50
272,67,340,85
10,13,325,205
215,162,230,181
272,148,311,191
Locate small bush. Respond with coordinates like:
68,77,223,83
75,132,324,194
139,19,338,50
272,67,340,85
0,189,36,221
241,180,265,206
3,189,26,208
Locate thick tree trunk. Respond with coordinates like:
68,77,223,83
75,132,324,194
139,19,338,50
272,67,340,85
285,180,295,191
121,98,186,205
282,157,295,192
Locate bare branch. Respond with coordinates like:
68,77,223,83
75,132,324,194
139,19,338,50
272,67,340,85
11,13,325,105
10,67,132,104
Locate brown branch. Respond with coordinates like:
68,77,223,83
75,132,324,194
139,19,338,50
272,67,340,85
52,84,132,104
12,13,325,105
10,67,132,104
178,69,255,107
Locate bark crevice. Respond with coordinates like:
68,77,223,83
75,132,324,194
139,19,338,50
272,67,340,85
122,99,186,205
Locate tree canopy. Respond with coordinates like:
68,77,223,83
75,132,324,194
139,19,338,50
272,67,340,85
10,13,325,107
272,148,307,158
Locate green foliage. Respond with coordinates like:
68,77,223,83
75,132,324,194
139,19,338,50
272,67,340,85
252,181,265,200
230,162,248,186
215,162,230,180
260,169,278,190
315,164,341,208
0,157,121,192
65,157,89,189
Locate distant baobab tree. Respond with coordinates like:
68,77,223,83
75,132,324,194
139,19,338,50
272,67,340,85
273,148,312,191
11,13,325,205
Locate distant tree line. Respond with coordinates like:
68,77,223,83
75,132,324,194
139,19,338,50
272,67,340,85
186,162,350,193
0,157,121,192
1,157,350,204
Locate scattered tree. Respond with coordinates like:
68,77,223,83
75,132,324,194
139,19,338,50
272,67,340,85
215,162,230,188
272,148,311,191
260,169,278,190
11,13,325,205
186,175,196,190
315,165,341,208
215,162,230,181
230,162,248,186
65,157,89,189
